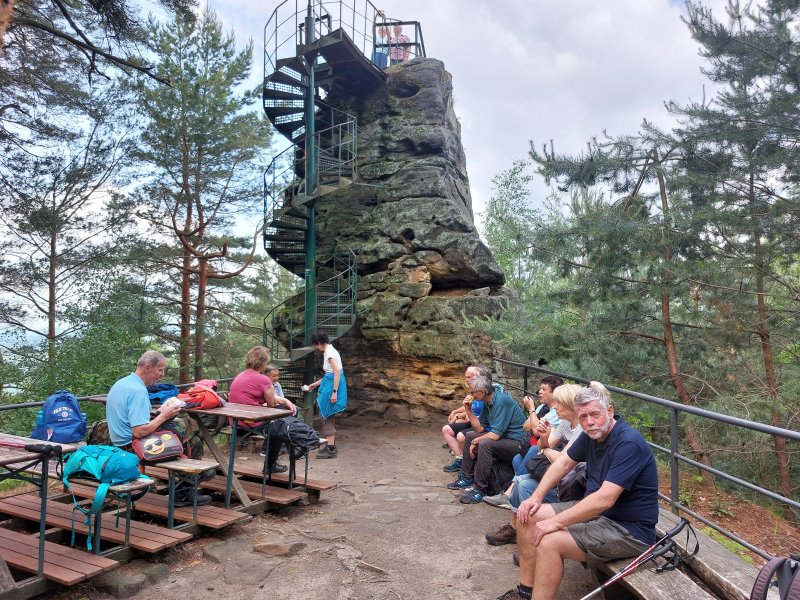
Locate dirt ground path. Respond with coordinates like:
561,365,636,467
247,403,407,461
56,414,596,600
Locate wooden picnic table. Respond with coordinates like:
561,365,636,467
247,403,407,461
183,404,292,508
0,433,80,578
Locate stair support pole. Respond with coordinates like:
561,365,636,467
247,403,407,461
303,1,318,426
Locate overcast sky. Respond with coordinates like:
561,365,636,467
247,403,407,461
213,0,728,225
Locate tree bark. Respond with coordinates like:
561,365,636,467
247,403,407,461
655,153,712,481
193,257,207,381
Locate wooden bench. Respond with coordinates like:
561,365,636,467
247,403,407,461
141,458,219,528
65,483,251,530
656,509,772,600
143,466,307,506
597,553,716,600
0,493,192,554
232,460,337,499
0,527,118,587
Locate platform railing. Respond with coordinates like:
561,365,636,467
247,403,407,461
493,356,800,561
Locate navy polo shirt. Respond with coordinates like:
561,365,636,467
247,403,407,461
567,416,659,543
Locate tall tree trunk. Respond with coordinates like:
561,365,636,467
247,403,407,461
194,257,208,381
179,248,192,384
655,155,712,481
47,227,57,362
748,168,793,521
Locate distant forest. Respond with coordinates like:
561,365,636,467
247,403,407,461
480,1,799,516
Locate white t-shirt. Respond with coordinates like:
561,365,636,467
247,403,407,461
554,420,582,446
323,344,342,373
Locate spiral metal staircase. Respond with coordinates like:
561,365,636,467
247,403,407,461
261,0,413,411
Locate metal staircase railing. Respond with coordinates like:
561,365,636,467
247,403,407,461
262,248,358,360
264,0,384,83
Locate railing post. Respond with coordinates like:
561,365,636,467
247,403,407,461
523,367,529,397
670,406,679,515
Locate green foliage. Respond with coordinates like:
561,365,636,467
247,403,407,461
702,527,753,563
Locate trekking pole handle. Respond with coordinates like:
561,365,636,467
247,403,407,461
665,518,689,538
24,443,63,457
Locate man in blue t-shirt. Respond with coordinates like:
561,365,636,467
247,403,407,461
500,383,658,600
107,350,212,507
447,376,527,504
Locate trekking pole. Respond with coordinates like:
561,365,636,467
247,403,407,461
0,440,63,456
578,518,692,600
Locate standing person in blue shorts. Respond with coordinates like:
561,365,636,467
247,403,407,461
305,332,347,459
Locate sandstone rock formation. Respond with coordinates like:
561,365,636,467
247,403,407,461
315,58,516,418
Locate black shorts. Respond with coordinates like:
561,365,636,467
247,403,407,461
446,422,473,436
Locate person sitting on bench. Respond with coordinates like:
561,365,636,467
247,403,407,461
229,346,297,472
497,383,659,600
106,350,212,507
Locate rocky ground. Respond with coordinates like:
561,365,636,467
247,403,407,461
51,414,595,600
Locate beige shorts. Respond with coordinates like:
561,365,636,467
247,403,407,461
551,501,651,568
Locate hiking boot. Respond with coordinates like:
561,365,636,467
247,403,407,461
459,488,486,504
174,492,212,508
266,462,288,474
442,456,463,472
485,522,516,546
482,492,512,509
446,475,473,490
316,446,338,459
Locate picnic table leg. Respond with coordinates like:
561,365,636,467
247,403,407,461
93,512,102,554
225,420,239,508
191,474,198,523
287,444,295,491
189,414,251,508
124,494,132,547
37,457,48,577
261,435,269,498
167,471,176,529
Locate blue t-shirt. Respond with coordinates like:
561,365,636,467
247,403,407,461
567,417,659,544
479,388,527,442
106,372,151,446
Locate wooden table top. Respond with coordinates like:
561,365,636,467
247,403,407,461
184,403,292,422
0,433,80,467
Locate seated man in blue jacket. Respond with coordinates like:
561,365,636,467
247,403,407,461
447,376,527,504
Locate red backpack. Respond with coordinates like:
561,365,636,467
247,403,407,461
177,380,224,410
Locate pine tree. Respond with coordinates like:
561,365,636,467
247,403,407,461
129,7,271,382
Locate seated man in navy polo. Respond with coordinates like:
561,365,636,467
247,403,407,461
447,375,527,503
499,383,659,600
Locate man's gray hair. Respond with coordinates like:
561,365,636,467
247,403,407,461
574,383,611,410
137,350,165,368
470,376,494,395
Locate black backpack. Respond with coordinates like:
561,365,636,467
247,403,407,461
751,556,800,600
266,417,322,457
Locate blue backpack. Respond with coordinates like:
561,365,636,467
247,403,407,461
31,390,87,443
146,383,179,405
62,445,146,550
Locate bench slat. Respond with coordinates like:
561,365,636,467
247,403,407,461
232,461,337,492
0,494,191,552
66,484,251,530
144,467,307,505
0,528,117,586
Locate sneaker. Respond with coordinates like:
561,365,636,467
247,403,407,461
267,462,288,474
459,488,486,504
174,493,213,508
446,475,473,490
442,456,463,473
316,446,338,459
483,492,512,509
485,522,516,546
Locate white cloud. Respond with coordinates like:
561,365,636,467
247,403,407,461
211,0,731,220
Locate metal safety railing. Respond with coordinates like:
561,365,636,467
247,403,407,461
371,20,426,67
262,248,358,360
264,0,425,81
262,117,358,247
494,356,800,561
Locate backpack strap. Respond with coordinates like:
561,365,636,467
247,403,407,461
752,557,800,600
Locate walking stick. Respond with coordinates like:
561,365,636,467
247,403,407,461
0,440,63,456
578,518,696,600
